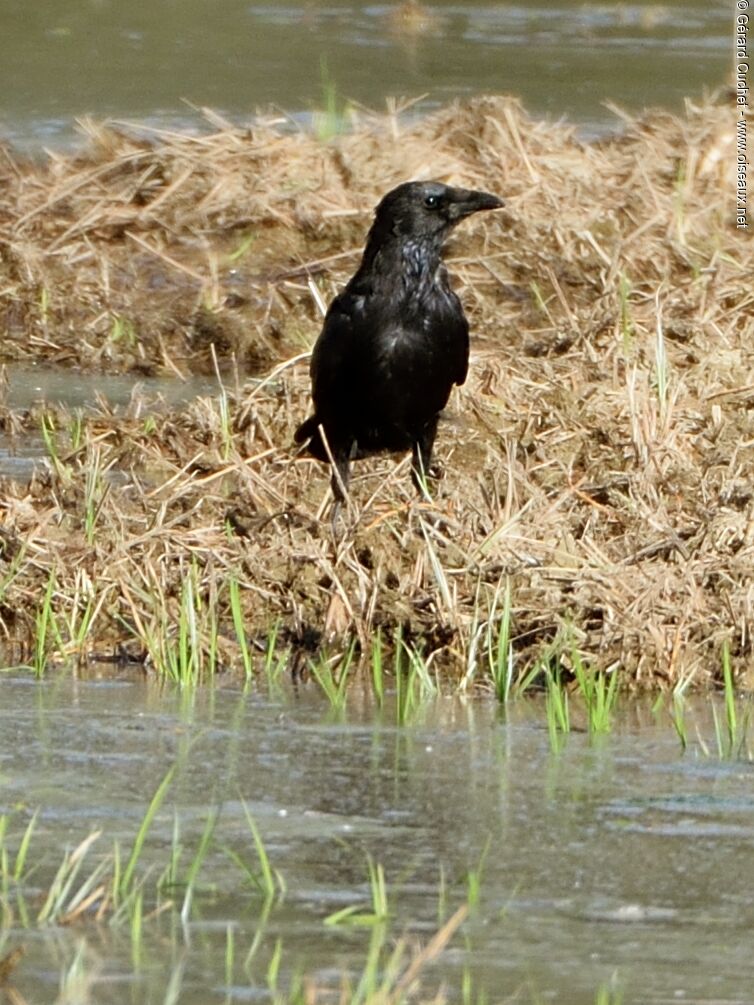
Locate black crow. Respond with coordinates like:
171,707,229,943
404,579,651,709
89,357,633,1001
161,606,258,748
295,180,503,507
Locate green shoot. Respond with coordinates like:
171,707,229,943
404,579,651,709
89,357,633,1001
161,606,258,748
465,838,490,911
266,938,283,995
180,808,219,924
223,800,285,900
228,231,257,263
371,628,384,707
117,766,175,902
529,280,551,319
229,576,253,678
712,640,750,758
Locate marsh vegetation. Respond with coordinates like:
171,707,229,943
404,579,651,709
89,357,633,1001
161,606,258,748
0,91,749,690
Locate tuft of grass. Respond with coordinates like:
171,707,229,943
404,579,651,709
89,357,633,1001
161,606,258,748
0,810,39,891
120,557,222,683
313,56,350,141
712,640,751,759
69,410,84,451
324,855,389,927
545,664,571,752
396,638,437,725
670,693,688,751
262,620,288,683
57,940,97,1003
40,413,71,483
595,982,624,1005
59,570,104,658
310,639,357,710
32,567,59,676
572,650,620,735
83,445,108,545
108,313,137,348
36,830,108,925
487,577,514,702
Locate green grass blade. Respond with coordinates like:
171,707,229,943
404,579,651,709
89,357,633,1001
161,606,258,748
120,766,175,897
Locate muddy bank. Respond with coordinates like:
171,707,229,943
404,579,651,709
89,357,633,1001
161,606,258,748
0,94,751,686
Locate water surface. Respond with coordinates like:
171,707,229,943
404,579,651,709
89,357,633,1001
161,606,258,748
0,364,219,479
0,0,730,148
1,675,753,1003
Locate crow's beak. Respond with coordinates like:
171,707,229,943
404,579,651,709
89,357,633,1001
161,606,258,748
449,188,505,219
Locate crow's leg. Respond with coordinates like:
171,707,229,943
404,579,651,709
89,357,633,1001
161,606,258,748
330,451,350,500
329,440,356,533
411,417,439,501
313,424,352,502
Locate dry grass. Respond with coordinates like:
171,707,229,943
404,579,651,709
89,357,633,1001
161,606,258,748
0,91,751,687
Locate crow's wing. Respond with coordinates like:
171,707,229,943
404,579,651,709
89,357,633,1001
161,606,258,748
294,303,355,457
451,308,469,387
310,291,361,417
442,280,469,387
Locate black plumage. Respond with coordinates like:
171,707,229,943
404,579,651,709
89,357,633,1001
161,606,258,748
295,180,503,504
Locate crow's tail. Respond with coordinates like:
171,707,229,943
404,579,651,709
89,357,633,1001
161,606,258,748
294,414,318,444
294,415,328,461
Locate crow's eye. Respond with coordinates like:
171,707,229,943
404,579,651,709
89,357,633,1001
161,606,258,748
424,193,441,210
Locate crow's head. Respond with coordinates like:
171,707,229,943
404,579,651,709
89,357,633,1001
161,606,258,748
373,180,504,242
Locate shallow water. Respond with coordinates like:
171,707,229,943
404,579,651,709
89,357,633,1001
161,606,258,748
1,674,753,1003
0,0,730,148
0,364,220,479
3,364,219,412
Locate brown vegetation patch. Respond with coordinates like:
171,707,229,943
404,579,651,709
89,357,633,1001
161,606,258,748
0,93,751,686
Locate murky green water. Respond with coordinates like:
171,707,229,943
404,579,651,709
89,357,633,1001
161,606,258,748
0,0,730,148
2,674,754,1003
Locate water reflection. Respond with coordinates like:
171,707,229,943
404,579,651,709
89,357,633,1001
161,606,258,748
1,675,754,1002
